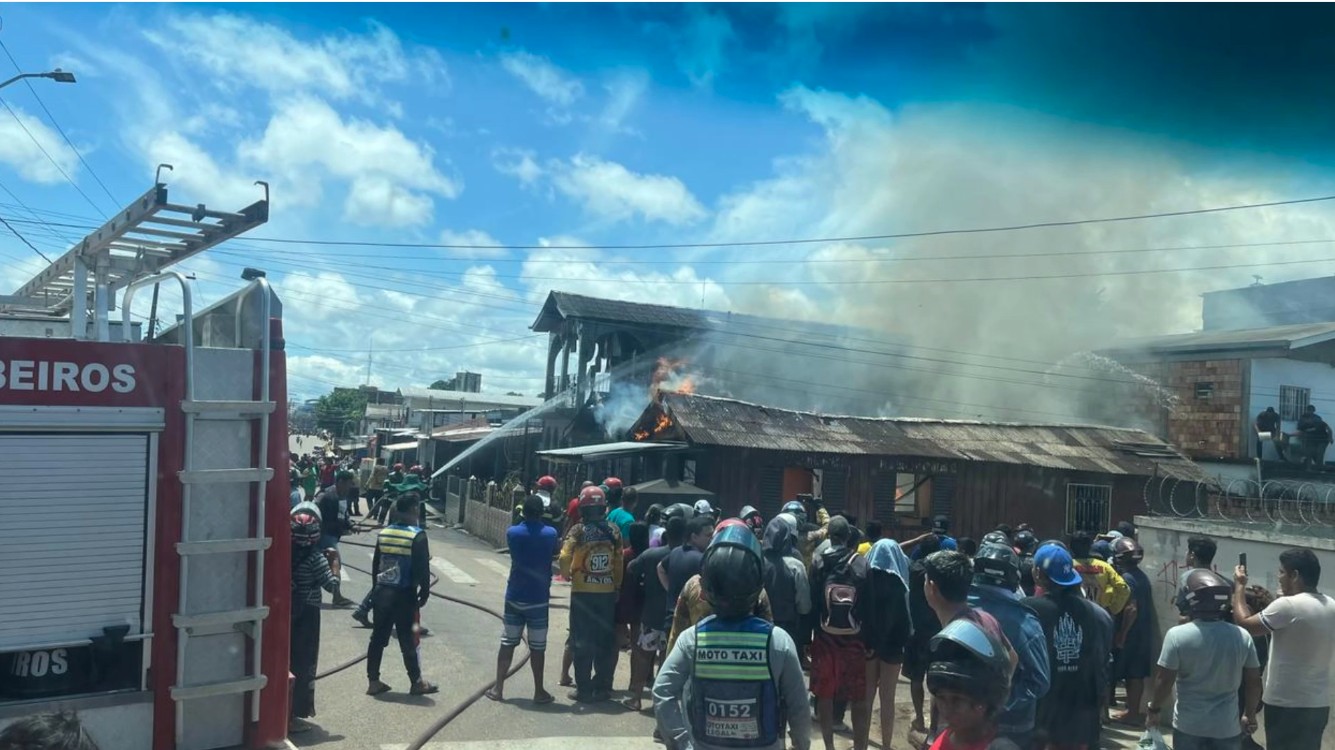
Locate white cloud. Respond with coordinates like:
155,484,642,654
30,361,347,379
343,175,436,228
548,154,707,225
438,229,509,260
500,51,584,107
239,96,460,225
0,106,80,184
493,147,543,187
143,14,447,102
597,71,648,134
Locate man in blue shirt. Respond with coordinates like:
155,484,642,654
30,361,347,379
485,495,560,704
968,539,1051,747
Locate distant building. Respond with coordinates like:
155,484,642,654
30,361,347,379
1100,322,1335,466
1203,275,1335,331
436,371,482,393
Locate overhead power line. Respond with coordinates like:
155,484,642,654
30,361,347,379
0,212,51,262
0,97,106,218
5,193,1335,252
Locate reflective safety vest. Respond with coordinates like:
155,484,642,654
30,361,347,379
375,524,421,590
690,615,782,748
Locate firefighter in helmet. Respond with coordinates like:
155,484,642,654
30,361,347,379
653,522,812,750
365,494,438,697
559,485,623,702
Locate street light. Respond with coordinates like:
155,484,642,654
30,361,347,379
0,68,76,91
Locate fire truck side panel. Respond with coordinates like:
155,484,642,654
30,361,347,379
0,339,184,750
255,341,291,750
0,335,290,750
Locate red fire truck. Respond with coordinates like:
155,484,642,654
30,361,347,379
0,177,293,749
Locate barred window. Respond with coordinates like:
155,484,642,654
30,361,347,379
1280,385,1311,421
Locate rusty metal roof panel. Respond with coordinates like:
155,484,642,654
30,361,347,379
657,392,1208,481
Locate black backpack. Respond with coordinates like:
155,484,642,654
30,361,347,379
820,550,867,636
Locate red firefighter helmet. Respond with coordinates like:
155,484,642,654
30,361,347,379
536,475,558,491
291,512,321,547
578,485,607,509
409,464,423,474
393,463,404,471
603,477,623,489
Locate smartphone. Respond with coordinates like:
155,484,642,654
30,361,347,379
1239,552,1248,572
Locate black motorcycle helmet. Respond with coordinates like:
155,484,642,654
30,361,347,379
973,540,1021,590
700,523,765,619
982,530,1010,547
1013,529,1037,554
645,503,665,525
1184,569,1231,619
1111,536,1144,567
927,618,1013,717
663,502,693,521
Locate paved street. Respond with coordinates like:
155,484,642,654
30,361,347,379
291,493,1144,750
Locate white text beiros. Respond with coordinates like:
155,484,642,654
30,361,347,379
0,360,136,394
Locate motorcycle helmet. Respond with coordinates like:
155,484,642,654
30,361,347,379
603,477,623,490
714,517,747,534
927,618,1013,716
982,531,1010,547
1111,536,1144,566
739,505,765,536
536,475,558,491
1091,539,1114,562
693,499,715,518
1013,529,1037,554
664,502,692,521
645,503,665,525
578,485,607,509
781,500,807,525
392,463,404,472
292,512,321,547
973,540,1021,590
701,522,765,619
1184,569,1232,619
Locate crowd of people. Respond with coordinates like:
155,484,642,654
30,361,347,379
286,452,438,734
488,476,1335,750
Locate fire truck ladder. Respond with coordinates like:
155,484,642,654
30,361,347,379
1,169,269,339
122,275,276,746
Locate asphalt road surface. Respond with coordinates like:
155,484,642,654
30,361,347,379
291,497,1145,750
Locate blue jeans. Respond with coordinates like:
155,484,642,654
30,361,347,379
1173,731,1241,750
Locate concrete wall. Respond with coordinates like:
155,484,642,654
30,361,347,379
1250,358,1335,461
1136,515,1335,747
462,498,511,549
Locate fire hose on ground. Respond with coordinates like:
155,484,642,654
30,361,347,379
308,537,533,750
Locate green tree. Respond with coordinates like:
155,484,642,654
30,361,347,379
429,379,450,390
315,388,367,436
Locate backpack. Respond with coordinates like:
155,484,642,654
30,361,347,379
820,550,866,636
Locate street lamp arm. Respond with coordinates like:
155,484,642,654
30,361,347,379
0,70,77,91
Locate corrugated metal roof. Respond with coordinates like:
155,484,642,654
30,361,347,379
399,387,542,410
530,290,895,343
1100,321,1335,355
657,392,1206,482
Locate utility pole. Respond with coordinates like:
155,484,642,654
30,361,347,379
365,334,373,385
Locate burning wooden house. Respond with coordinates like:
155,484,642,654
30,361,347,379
623,391,1210,540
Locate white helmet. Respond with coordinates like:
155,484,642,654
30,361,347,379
693,499,715,518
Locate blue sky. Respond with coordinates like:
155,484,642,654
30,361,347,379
3,4,1335,411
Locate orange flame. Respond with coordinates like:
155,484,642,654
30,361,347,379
650,357,698,400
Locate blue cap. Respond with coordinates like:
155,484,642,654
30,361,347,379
1034,542,1082,587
